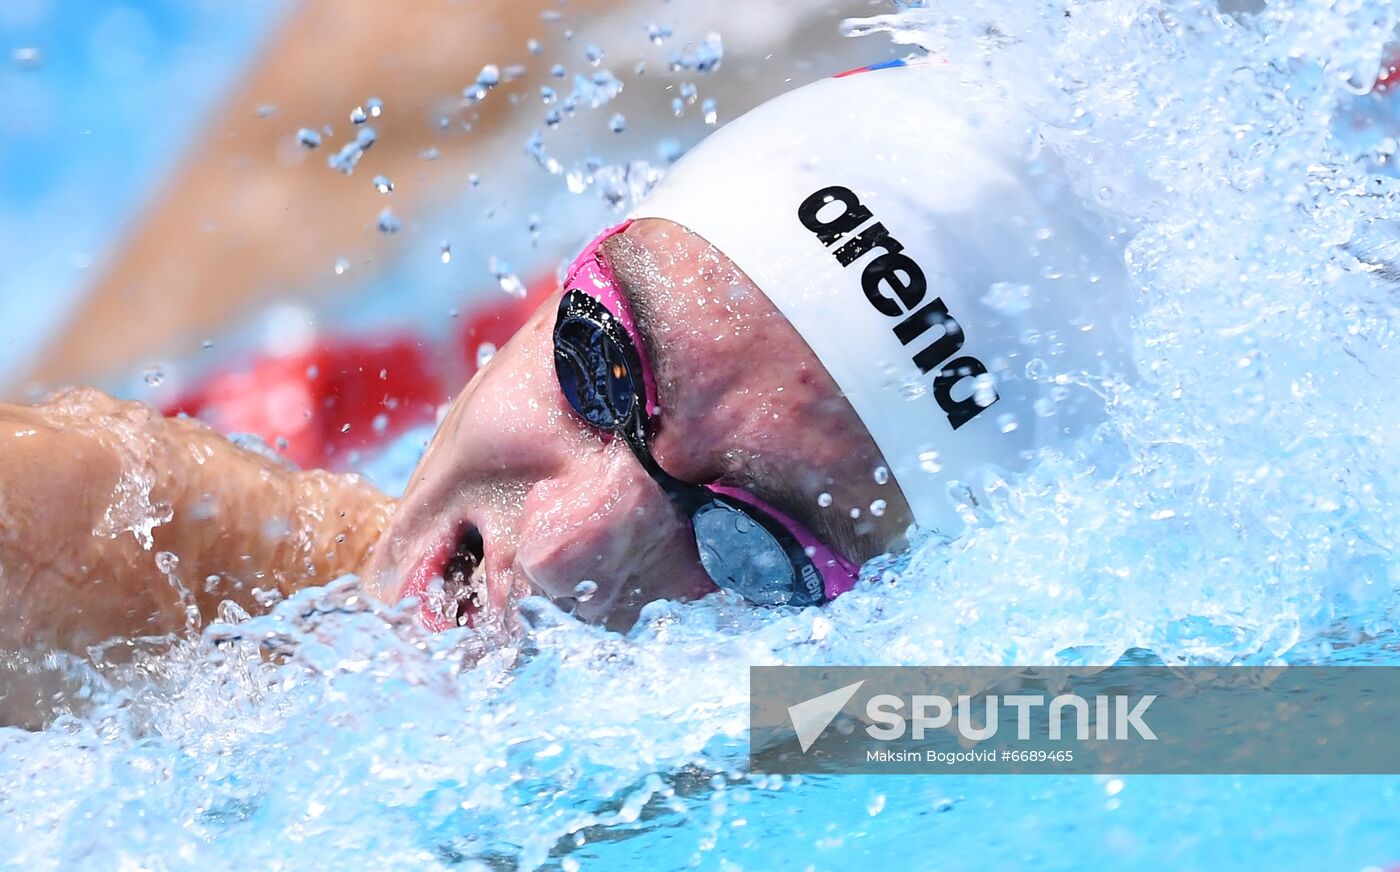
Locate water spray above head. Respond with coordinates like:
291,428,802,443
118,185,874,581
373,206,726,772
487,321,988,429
631,60,1137,536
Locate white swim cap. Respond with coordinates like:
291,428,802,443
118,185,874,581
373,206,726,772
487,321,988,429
631,61,1134,534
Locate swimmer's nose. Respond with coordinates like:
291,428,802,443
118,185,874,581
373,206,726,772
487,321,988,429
400,296,714,623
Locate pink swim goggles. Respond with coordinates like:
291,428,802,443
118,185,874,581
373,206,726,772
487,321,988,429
552,222,858,605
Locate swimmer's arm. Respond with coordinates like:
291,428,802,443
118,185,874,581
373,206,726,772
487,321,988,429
0,389,393,652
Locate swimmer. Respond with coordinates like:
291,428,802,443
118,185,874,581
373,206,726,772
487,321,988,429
0,62,1131,654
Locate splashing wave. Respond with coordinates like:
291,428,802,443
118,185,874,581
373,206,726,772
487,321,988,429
5,1,1400,867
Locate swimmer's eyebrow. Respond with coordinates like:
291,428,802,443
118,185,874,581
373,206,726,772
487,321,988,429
599,232,675,403
600,233,663,362
600,233,868,563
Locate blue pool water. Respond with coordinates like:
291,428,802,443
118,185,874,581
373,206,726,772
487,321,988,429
5,0,1400,868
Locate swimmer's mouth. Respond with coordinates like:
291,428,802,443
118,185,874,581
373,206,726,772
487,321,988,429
440,524,487,629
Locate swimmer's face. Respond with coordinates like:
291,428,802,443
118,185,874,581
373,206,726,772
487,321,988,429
364,219,911,633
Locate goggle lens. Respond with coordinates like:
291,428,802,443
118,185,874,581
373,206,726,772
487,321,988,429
693,500,823,607
554,298,640,431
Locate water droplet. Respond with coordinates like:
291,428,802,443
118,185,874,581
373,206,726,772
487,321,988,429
525,130,562,175
551,63,566,78
11,47,42,71
420,146,440,161
490,256,526,298
694,32,723,72
143,366,164,386
372,413,389,434
869,499,887,517
998,413,1020,434
918,449,942,474
476,342,497,369
256,103,278,118
469,173,481,187
671,97,684,117
376,208,401,234
586,44,603,66
609,113,627,133
702,98,717,125
350,105,368,125
540,85,557,104
440,241,452,264
527,38,543,55
867,793,886,816
982,282,1034,316
848,507,862,519
155,551,179,574
296,127,322,149
680,82,698,104
476,64,501,88
646,23,671,45
972,374,998,408
340,423,351,434
334,257,350,276
373,174,394,194
366,97,383,117
873,466,889,485
201,339,215,350
573,579,598,602
817,492,833,508
326,126,376,174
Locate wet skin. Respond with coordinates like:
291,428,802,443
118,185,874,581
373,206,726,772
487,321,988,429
0,389,391,653
0,220,909,658
364,218,912,632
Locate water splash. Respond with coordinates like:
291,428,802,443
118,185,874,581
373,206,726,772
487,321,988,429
376,208,401,234
326,127,377,175
7,2,1400,868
